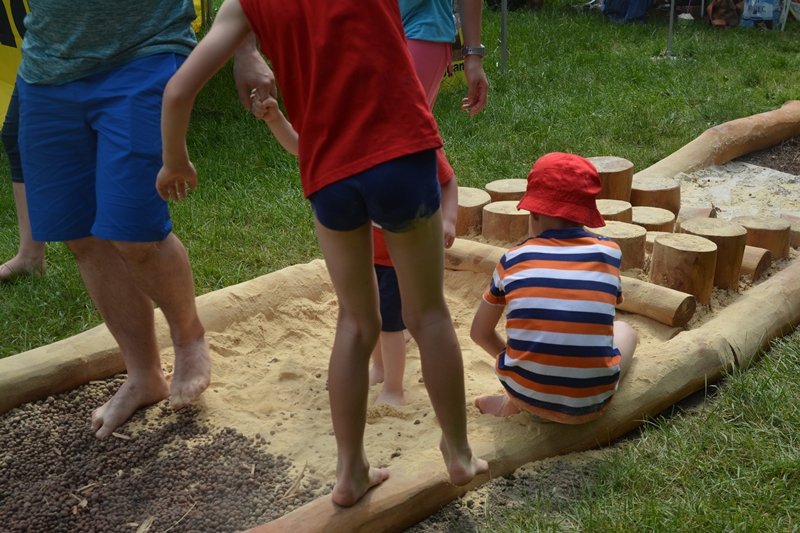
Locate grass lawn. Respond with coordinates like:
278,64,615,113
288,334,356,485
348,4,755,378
1,2,799,529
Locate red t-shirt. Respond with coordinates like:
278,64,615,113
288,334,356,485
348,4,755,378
239,0,443,197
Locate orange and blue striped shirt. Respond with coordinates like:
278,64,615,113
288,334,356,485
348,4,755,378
483,227,624,424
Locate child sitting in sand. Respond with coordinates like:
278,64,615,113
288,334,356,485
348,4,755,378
470,152,638,423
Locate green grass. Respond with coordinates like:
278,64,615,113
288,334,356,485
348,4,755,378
1,3,799,528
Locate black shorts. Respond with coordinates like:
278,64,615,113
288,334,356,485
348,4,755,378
375,264,404,332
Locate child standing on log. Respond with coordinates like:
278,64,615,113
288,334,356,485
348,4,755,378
157,0,488,507
470,152,638,422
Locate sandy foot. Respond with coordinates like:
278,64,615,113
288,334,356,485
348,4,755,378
332,466,390,507
439,437,490,487
91,376,169,438
170,337,211,409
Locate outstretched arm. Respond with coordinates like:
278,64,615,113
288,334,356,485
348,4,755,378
440,176,458,249
459,0,489,116
470,299,505,357
158,0,252,201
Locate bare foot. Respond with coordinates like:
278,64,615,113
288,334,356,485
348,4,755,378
368,364,384,386
332,466,390,507
0,256,46,283
374,389,406,406
170,337,210,409
91,375,169,438
475,394,521,417
439,437,489,487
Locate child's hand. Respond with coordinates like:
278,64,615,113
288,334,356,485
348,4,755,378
156,162,197,202
250,89,282,122
443,220,456,249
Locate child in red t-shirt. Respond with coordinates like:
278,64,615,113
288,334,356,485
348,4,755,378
158,2,488,507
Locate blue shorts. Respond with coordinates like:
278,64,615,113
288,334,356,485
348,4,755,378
17,53,185,242
1,84,23,183
309,149,440,232
375,264,405,332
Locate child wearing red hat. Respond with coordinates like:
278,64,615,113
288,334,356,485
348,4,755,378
470,152,638,422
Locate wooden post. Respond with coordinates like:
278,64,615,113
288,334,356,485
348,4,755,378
587,156,634,202
597,199,632,223
630,176,681,215
733,216,792,259
631,206,676,232
646,231,671,255
649,233,718,305
679,218,747,289
780,212,800,248
456,187,491,237
586,221,646,271
740,245,772,283
482,201,529,244
484,178,527,202
675,204,717,232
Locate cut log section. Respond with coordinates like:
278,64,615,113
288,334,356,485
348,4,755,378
630,176,681,215
675,204,717,232
740,245,772,283
456,187,491,237
649,233,718,305
587,156,634,201
631,206,676,233
780,212,800,248
484,178,527,202
646,231,671,255
482,201,529,244
679,218,747,290
733,216,791,259
597,199,632,223
586,221,646,271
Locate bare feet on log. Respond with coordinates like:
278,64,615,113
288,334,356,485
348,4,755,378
332,464,390,507
91,375,169,438
439,437,489,487
170,337,210,410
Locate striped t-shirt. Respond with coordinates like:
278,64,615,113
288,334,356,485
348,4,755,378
483,227,624,424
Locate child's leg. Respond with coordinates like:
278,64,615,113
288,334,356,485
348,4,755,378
614,320,638,379
369,340,384,385
383,211,488,485
314,219,389,507
375,330,407,405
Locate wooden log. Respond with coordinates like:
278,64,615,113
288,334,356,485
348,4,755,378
679,218,747,290
481,201,529,244
779,212,800,248
445,239,694,327
740,245,772,283
634,100,800,181
645,231,671,255
733,215,792,259
630,176,681,215
456,187,491,237
484,178,527,202
675,204,717,232
596,199,632,223
649,233,718,305
586,156,634,201
586,221,646,271
631,206,676,233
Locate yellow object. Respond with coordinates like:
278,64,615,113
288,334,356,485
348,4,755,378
193,0,211,33
0,0,26,124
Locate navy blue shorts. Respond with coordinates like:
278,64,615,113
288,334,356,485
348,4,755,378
1,84,23,183
375,264,405,332
17,53,185,242
309,149,440,232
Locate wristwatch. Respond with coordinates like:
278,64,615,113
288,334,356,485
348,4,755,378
462,44,486,58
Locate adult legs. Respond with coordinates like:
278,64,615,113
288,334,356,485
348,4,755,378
383,210,488,486
0,182,46,282
314,218,389,507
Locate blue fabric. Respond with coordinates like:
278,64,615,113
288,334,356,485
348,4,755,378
17,54,183,243
601,0,649,22
1,84,22,183
375,265,405,332
20,0,196,85
399,0,456,42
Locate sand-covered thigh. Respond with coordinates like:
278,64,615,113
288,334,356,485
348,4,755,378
160,264,671,490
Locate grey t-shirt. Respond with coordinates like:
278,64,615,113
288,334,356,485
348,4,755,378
19,0,197,85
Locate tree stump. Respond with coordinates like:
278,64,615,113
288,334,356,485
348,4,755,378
675,204,717,232
596,199,632,223
733,216,791,259
632,206,676,232
586,221,646,271
645,231,671,254
649,233,717,305
484,178,527,202
740,245,772,283
679,218,747,290
482,201,529,244
630,176,681,215
456,187,491,237
780,212,800,248
587,156,633,201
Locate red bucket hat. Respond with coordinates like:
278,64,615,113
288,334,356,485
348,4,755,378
517,152,605,228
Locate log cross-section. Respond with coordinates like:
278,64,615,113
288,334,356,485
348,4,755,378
585,221,646,272
649,233,718,305
631,206,676,233
482,201,529,244
587,155,634,202
733,216,792,259
456,187,492,237
597,199,633,223
679,217,747,290
484,178,527,202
